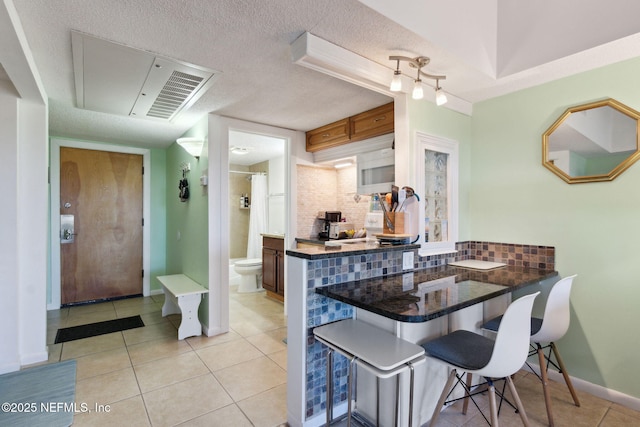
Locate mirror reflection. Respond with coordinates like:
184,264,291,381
543,99,640,183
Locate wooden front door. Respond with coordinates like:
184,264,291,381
60,147,143,305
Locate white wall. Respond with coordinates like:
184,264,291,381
0,83,21,373
268,155,285,235
0,78,49,372
0,0,50,371
17,100,48,366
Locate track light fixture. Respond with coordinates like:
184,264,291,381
388,55,447,104
435,79,447,106
390,59,402,92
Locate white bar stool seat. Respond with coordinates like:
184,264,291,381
482,275,580,426
314,319,425,427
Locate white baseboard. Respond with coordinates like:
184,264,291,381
525,362,640,411
203,324,230,337
0,361,21,375
149,289,164,296
20,351,48,367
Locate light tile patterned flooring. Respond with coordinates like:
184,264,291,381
42,287,640,427
45,287,287,427
434,370,640,426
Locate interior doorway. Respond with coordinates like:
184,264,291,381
228,130,286,301
60,147,143,305
206,116,301,336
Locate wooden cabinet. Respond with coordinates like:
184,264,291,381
350,102,394,143
262,236,285,300
305,118,349,152
305,102,394,152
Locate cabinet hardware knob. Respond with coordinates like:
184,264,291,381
373,115,386,122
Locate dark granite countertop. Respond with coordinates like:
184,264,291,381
287,239,420,260
315,265,558,322
295,237,330,245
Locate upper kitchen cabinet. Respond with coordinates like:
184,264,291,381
306,118,350,152
350,102,394,143
306,102,394,152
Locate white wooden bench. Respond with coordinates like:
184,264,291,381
157,274,209,340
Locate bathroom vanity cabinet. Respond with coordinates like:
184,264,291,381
262,236,285,301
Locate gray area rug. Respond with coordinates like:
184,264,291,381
0,360,76,427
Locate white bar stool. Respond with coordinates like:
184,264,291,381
314,319,425,427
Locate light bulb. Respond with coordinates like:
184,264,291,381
435,88,448,106
390,71,402,92
412,80,424,100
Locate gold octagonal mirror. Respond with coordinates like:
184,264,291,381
543,98,640,183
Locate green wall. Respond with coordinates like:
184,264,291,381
149,148,167,292
469,57,640,398
164,143,209,286
164,114,209,289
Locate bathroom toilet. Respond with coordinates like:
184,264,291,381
234,258,264,293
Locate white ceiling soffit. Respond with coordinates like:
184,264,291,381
71,31,218,122
291,32,472,116
228,130,286,167
359,0,640,79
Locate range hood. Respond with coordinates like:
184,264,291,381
71,31,218,121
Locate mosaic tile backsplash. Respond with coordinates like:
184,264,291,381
457,241,555,270
304,240,555,419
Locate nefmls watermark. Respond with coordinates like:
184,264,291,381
2,401,111,413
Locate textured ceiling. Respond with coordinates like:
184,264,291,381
9,0,640,149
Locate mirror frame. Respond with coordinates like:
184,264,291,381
542,98,640,184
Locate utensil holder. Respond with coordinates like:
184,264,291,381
383,212,405,234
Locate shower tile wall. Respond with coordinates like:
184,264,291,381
229,164,251,258
229,161,270,259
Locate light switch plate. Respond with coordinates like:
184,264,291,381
402,251,414,270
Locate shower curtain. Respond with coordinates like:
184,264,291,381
247,174,268,259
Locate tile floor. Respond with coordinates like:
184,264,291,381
434,370,640,427
45,286,287,427
42,287,640,427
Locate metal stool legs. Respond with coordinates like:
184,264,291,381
326,349,333,427
325,348,357,427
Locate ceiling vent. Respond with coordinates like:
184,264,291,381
71,31,218,121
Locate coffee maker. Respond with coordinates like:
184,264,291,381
318,211,341,240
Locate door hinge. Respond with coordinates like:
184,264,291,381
141,270,144,278
142,166,144,175
142,218,144,226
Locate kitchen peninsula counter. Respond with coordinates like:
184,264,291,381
315,264,558,323
286,239,559,427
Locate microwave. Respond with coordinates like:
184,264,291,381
357,148,395,195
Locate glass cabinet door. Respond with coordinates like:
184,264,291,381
417,133,458,256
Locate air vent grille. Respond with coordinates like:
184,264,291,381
71,31,218,121
146,71,205,119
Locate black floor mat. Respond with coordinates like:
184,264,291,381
55,315,144,343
